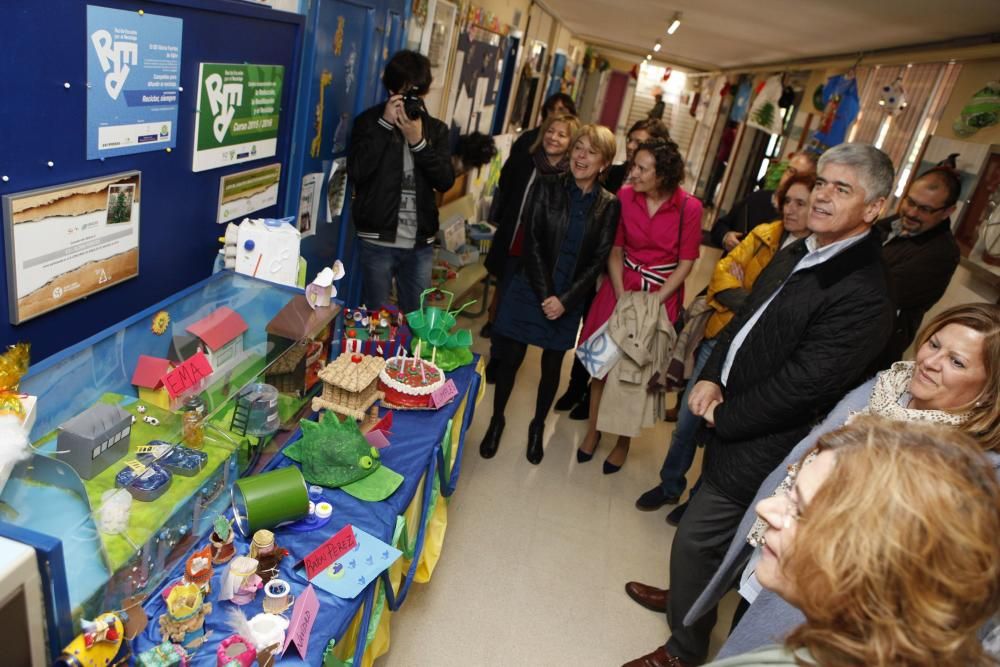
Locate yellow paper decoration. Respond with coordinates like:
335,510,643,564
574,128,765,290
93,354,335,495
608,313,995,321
151,311,170,335
0,343,30,417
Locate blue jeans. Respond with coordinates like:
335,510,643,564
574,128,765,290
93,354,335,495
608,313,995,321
658,337,717,498
358,240,434,314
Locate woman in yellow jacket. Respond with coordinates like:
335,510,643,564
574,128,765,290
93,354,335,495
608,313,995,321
634,173,816,520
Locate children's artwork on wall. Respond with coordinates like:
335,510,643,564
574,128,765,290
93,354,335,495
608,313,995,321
952,81,1000,138
311,71,333,158
345,48,357,95
333,17,345,56
446,27,505,138
326,159,348,221
2,172,141,324
298,173,322,239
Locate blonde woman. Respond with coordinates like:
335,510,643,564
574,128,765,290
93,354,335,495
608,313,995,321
706,417,1000,666
479,125,620,465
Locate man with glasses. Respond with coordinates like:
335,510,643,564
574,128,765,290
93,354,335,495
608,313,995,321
873,161,961,366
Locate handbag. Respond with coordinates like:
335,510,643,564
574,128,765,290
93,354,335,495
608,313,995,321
576,319,621,380
672,194,690,334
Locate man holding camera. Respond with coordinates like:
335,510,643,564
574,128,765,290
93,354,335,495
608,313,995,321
347,50,454,313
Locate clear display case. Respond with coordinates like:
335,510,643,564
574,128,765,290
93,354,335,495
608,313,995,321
0,271,337,655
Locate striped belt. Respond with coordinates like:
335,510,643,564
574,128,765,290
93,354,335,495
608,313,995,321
624,253,676,292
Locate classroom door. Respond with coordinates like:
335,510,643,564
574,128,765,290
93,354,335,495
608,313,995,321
599,71,629,130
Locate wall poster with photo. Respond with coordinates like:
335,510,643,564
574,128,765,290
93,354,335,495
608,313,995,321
2,171,141,323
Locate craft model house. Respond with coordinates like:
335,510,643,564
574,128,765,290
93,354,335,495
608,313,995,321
185,307,248,371
57,404,133,480
131,355,174,410
265,295,339,396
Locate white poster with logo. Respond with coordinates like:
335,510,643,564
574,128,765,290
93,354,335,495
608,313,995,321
86,6,182,159
192,63,284,172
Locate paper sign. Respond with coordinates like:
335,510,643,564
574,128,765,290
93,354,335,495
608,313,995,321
161,351,213,398
430,379,458,408
303,524,357,580
364,429,390,449
282,584,319,658
303,525,402,600
368,411,392,435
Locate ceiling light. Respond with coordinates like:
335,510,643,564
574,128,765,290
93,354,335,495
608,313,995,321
646,54,652,61
653,39,662,52
667,12,682,35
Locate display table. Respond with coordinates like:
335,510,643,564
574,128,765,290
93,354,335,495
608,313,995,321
133,359,483,666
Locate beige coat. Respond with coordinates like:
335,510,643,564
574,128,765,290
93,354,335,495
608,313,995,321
596,291,677,437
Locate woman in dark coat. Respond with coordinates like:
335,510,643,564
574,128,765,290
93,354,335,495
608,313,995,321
479,124,621,465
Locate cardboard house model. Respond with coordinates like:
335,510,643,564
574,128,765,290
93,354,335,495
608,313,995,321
131,355,174,410
311,353,385,427
265,295,340,396
56,404,132,480
185,307,248,372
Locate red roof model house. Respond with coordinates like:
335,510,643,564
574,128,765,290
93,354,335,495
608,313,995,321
186,307,248,372
131,355,174,410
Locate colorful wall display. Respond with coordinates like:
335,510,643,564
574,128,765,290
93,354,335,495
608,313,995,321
86,6,183,159
2,172,141,323
192,63,285,172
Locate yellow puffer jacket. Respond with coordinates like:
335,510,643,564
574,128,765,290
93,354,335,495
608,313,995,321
704,219,785,339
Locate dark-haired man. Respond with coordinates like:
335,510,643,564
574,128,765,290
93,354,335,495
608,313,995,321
872,167,961,366
348,50,454,313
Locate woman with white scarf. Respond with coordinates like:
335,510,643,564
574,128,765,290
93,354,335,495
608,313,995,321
679,302,1000,660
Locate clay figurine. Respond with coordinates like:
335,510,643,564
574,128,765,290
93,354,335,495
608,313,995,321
184,545,213,595
249,529,288,584
210,515,237,564
159,581,211,649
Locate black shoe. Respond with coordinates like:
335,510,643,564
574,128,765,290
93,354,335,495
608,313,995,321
484,358,498,384
576,434,600,463
479,416,505,459
526,420,545,464
602,460,622,474
666,501,689,527
568,393,590,420
480,322,493,338
635,486,681,511
554,388,583,411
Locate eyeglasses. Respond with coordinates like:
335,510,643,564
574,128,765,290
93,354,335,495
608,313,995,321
781,487,801,529
903,195,949,217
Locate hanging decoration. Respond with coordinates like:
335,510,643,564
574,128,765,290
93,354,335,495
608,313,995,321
878,76,908,115
952,80,1000,137
746,75,784,135
807,73,860,154
662,67,672,83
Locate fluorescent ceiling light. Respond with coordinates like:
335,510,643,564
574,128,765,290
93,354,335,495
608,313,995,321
646,54,652,61
667,12,682,35
654,39,662,52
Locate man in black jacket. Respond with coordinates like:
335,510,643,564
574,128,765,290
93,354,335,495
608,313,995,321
869,164,961,369
623,143,895,667
347,50,454,313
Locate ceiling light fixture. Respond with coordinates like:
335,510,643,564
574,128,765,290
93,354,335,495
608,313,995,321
667,12,682,35
646,54,652,61
653,39,662,52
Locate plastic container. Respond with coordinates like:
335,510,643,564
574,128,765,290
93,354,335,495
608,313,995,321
231,467,309,536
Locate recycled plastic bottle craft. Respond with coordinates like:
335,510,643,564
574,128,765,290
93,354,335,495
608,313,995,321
405,288,475,371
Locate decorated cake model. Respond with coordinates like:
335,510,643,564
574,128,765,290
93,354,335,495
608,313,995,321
379,346,445,409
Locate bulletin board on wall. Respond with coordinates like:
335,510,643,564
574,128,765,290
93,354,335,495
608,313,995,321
0,0,304,362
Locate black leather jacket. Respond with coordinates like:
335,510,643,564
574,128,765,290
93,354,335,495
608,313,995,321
347,103,454,244
520,173,621,312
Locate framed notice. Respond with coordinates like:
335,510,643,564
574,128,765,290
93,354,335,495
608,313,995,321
217,163,282,223
192,63,284,172
86,6,182,159
3,172,141,324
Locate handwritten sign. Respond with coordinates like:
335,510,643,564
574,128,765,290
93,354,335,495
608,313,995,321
161,351,213,399
282,584,319,658
430,379,458,408
303,524,357,580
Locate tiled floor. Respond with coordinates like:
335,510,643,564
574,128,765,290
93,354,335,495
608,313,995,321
382,247,736,666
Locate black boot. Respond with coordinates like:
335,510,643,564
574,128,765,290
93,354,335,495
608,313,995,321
526,419,545,465
484,358,498,384
479,416,505,459
554,385,584,411
569,386,591,420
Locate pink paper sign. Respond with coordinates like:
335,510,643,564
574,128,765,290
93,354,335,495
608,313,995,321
364,429,390,449
303,524,357,580
282,584,319,658
161,351,213,398
430,379,458,408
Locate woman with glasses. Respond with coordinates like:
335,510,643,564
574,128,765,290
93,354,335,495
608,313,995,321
682,302,1000,661
704,416,1000,666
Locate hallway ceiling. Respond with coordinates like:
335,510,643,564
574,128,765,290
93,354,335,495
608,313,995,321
543,0,1000,69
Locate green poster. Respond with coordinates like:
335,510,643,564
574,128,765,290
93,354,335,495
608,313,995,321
192,63,284,172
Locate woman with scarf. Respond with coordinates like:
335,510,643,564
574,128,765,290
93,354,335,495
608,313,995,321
671,302,1000,663
482,113,581,378
576,138,702,473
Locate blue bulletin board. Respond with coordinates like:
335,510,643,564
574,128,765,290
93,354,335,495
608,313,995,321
0,0,304,362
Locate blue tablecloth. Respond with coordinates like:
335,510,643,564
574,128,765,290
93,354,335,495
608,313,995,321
134,361,481,665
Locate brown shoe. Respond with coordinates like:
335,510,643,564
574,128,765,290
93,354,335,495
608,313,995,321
621,646,693,667
625,581,669,612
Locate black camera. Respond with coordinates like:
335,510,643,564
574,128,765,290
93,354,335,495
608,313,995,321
402,91,425,120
